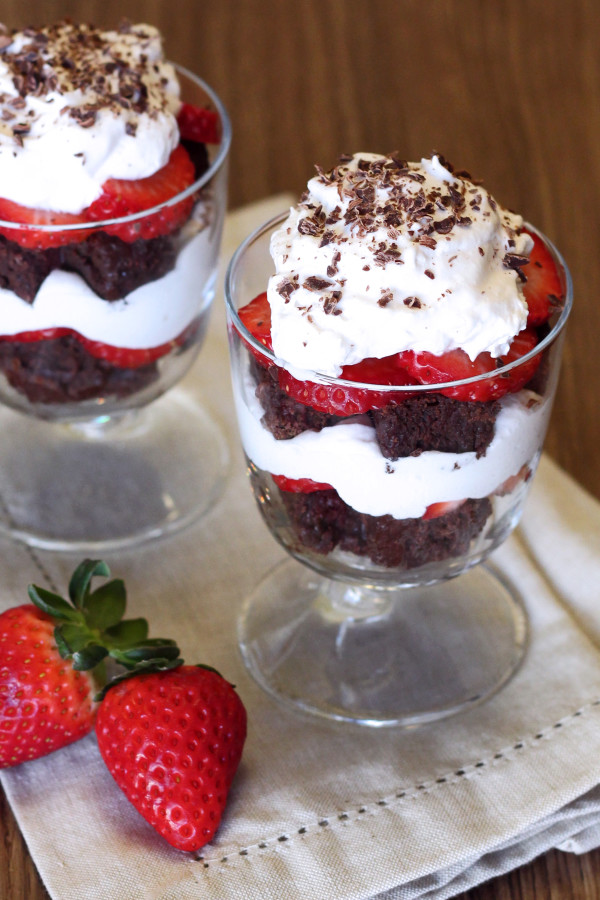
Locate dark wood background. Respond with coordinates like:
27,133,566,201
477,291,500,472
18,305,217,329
1,2,599,898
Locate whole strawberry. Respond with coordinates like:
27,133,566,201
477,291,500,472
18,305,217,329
95,665,247,852
0,604,96,766
0,560,180,769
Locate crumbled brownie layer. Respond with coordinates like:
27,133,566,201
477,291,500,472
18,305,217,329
0,334,157,403
252,359,499,456
0,235,55,301
252,359,339,439
369,393,499,459
0,230,178,302
279,487,492,569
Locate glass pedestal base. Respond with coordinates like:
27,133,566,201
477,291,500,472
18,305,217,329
238,559,528,727
0,389,229,552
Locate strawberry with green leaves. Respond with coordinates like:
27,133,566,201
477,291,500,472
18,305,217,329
0,559,180,768
0,559,247,853
96,664,247,852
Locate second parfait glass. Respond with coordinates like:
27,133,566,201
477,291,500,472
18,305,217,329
0,66,231,552
226,213,572,728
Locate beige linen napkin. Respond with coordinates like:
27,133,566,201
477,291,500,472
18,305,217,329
1,196,600,900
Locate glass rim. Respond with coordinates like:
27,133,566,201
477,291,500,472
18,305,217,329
0,63,231,234
225,211,573,394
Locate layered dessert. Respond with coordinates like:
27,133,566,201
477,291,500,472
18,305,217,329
0,21,226,410
231,152,566,575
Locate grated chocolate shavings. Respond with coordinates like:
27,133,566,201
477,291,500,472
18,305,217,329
277,276,299,300
322,291,342,314
303,276,334,292
0,20,174,142
326,250,341,278
378,289,394,308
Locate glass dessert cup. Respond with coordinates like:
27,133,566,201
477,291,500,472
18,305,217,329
0,67,230,552
226,214,572,727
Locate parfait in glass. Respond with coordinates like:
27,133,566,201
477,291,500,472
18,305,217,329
226,152,571,726
0,21,230,550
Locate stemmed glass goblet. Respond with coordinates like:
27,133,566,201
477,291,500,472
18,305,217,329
226,213,572,727
0,66,230,552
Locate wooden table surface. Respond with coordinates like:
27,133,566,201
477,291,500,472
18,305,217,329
1,1,599,898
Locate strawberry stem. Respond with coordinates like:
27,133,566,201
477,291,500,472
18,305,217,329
27,559,182,691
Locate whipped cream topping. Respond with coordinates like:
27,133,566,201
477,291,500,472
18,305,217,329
268,153,532,375
0,21,180,213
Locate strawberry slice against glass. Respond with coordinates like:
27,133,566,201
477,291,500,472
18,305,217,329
0,202,91,249
237,292,417,415
522,230,563,327
87,144,196,242
176,102,221,144
397,326,541,402
237,291,273,364
279,354,417,416
423,499,467,520
0,145,196,250
272,473,334,493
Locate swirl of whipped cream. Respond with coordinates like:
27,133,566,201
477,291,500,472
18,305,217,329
267,153,532,375
0,22,180,213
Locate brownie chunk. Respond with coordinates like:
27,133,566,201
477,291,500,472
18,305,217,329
60,231,177,301
280,489,364,555
360,498,492,568
252,360,338,439
0,334,157,404
369,393,499,459
251,359,500,456
0,234,56,302
0,230,178,303
280,487,492,568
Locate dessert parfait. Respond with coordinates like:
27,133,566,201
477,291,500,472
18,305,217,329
226,153,571,724
0,20,230,551
0,20,229,420
229,152,570,585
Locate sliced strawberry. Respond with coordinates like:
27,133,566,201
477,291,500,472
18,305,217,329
494,464,532,496
87,145,196,242
521,230,563,326
397,327,540,402
0,201,90,250
177,102,220,144
397,345,495,394
78,335,176,369
279,355,417,416
423,499,467,520
272,474,334,493
237,291,274,364
482,327,541,399
0,146,196,250
237,293,418,414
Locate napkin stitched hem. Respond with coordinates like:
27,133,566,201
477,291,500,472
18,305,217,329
185,692,600,869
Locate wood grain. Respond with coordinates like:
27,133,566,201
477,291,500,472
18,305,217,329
1,2,599,898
